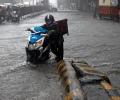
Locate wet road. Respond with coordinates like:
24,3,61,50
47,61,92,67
0,11,120,100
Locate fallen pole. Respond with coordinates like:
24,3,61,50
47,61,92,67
72,60,120,100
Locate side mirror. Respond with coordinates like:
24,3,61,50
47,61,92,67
26,28,35,33
26,28,31,31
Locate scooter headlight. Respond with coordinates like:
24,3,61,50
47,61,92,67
28,44,35,50
13,11,17,14
15,14,18,17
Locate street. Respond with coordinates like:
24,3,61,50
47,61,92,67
0,11,120,100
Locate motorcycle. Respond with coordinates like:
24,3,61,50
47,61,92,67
11,10,20,22
25,26,50,64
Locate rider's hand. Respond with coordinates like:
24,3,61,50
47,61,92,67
26,28,35,33
45,35,49,39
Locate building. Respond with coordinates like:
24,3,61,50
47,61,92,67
57,0,98,12
0,0,23,4
57,0,79,10
57,0,92,10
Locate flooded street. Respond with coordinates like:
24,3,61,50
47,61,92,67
0,11,120,99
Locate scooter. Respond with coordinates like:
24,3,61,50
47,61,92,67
11,11,20,22
25,26,50,64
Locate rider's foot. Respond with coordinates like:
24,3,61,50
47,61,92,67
55,57,63,62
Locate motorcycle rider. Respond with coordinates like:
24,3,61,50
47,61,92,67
6,6,12,21
43,14,64,62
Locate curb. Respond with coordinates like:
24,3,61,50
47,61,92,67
56,60,86,100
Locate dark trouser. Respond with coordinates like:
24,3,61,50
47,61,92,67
50,38,64,61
